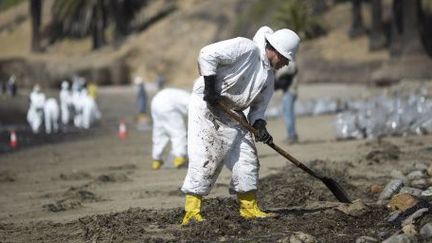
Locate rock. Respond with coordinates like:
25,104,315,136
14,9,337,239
370,184,384,193
379,179,404,202
388,193,419,211
420,223,432,239
420,187,432,200
427,163,432,176
388,199,431,226
387,211,402,224
414,163,428,172
382,234,416,243
400,187,423,197
336,199,368,216
355,236,379,243
407,170,427,180
410,179,428,189
218,236,228,242
401,224,417,236
289,232,317,243
278,237,290,243
402,208,429,226
391,170,408,182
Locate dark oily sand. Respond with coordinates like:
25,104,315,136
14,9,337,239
0,164,401,243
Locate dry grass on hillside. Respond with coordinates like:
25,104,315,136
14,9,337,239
0,0,397,86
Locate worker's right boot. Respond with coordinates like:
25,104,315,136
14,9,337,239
181,194,204,225
152,160,163,170
174,156,187,168
238,191,275,219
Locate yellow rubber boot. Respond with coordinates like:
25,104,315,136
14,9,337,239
238,191,275,219
174,156,187,168
181,194,204,225
152,160,163,170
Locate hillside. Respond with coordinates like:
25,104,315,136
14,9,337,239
0,0,430,88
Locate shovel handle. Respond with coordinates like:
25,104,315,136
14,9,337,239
217,102,321,179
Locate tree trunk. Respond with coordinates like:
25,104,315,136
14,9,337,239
389,0,403,56
369,0,386,51
30,0,43,52
92,0,106,50
111,0,128,46
400,0,426,56
349,0,366,38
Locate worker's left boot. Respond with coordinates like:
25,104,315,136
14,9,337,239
174,156,187,168
238,191,275,219
181,194,204,225
152,160,163,170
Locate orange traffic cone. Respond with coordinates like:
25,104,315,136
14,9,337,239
118,120,127,139
10,130,17,149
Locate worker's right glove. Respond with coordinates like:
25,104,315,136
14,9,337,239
203,75,219,106
252,119,273,144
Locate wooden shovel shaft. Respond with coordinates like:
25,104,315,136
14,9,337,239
217,102,321,179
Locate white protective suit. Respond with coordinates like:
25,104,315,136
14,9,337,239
151,88,191,160
181,26,275,195
60,82,73,125
44,98,60,134
27,90,46,133
73,90,101,129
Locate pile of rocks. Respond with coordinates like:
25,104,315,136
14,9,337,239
367,163,432,242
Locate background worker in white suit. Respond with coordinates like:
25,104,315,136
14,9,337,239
73,88,101,129
150,88,191,170
59,80,73,125
27,84,46,133
43,98,60,134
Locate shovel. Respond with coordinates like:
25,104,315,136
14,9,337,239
217,102,352,203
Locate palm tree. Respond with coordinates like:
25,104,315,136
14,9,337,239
276,0,326,40
349,0,366,38
49,0,146,50
109,0,148,46
400,0,426,56
369,0,386,51
51,0,108,50
92,0,106,49
30,0,43,52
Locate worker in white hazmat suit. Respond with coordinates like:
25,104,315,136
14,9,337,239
74,89,101,129
151,88,191,170
44,98,60,134
59,81,73,125
81,92,101,129
180,26,300,225
27,84,46,133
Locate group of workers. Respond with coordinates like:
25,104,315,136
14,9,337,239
149,26,300,225
27,77,101,134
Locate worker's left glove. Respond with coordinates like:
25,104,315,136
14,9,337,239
203,75,220,106
252,119,273,144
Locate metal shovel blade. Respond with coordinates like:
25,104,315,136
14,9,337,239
321,176,352,203
269,141,352,204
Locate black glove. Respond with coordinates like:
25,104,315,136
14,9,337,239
203,75,219,105
252,119,273,144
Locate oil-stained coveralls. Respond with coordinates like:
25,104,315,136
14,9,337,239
181,27,275,195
